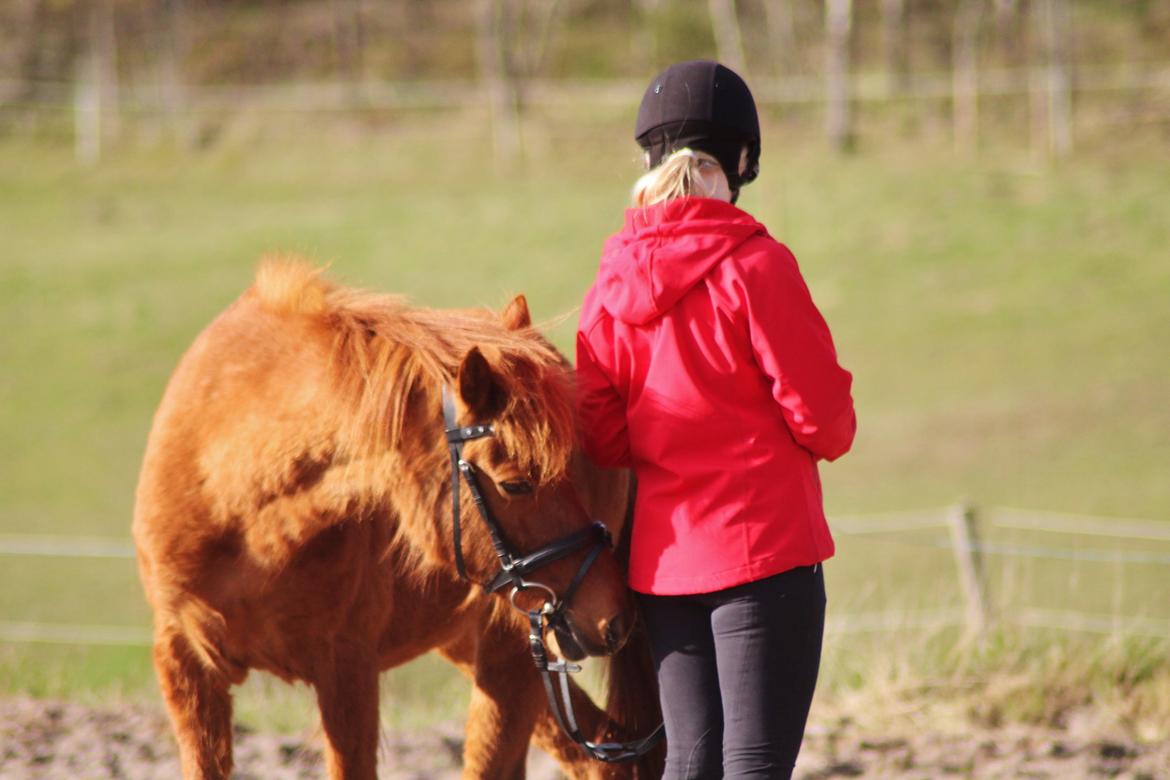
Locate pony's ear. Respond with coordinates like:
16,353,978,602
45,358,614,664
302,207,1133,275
458,347,506,418
501,294,531,330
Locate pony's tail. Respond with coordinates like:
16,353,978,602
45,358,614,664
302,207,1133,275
602,477,665,778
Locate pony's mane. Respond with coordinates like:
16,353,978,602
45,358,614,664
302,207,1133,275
253,256,576,481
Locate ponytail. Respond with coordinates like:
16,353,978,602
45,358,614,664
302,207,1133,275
631,148,725,208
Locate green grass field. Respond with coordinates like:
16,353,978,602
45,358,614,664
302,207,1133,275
2,114,1169,733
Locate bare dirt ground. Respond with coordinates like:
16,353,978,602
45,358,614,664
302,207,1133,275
1,696,1166,779
794,717,1168,779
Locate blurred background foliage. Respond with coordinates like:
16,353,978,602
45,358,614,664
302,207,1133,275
3,0,1169,83
2,0,1168,158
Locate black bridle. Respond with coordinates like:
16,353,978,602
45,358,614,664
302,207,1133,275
443,387,609,604
442,387,664,763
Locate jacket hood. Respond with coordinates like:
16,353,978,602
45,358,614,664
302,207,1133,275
596,197,766,325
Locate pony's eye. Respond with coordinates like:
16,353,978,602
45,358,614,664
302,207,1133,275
499,479,534,496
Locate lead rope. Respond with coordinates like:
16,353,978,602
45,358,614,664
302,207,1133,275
527,609,665,763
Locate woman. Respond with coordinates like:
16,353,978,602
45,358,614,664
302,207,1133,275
576,60,856,779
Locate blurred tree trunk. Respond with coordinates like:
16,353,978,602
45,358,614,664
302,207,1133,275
1045,0,1072,156
952,0,983,153
825,0,853,151
331,0,364,83
476,0,522,163
159,0,189,142
1029,0,1072,157
75,0,119,165
880,0,908,96
994,0,1018,25
512,0,564,80
708,0,747,74
476,0,566,164
993,0,1022,62
1,0,42,104
403,0,430,77
763,0,798,78
632,0,662,69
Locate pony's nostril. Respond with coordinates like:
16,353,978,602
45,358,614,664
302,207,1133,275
603,614,626,652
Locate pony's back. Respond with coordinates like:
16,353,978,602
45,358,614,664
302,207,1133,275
135,261,357,578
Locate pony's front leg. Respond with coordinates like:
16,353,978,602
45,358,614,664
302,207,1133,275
440,621,544,780
313,647,380,780
462,656,545,779
153,629,235,780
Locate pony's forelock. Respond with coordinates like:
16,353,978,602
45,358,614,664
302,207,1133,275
492,358,576,483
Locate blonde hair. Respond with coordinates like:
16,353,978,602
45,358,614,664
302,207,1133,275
631,148,726,208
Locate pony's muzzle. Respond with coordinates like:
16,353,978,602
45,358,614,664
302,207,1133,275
551,621,588,661
550,610,630,660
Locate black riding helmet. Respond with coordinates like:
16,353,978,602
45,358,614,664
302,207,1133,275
635,60,761,203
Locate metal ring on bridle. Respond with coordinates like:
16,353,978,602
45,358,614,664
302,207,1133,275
509,581,558,614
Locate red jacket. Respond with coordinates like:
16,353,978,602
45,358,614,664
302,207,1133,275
576,197,856,595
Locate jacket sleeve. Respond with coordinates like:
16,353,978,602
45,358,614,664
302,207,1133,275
741,243,856,461
575,328,632,468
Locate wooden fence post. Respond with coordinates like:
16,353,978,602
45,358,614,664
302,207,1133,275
948,501,991,638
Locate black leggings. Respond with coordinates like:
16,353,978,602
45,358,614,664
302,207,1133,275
637,564,826,780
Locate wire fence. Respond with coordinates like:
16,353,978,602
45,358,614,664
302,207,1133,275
832,503,1170,640
3,60,1169,165
4,61,1169,112
1,504,1168,647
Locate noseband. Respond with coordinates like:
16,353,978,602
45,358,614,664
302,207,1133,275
442,387,664,763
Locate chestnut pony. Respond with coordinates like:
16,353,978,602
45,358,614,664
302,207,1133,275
133,260,662,779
